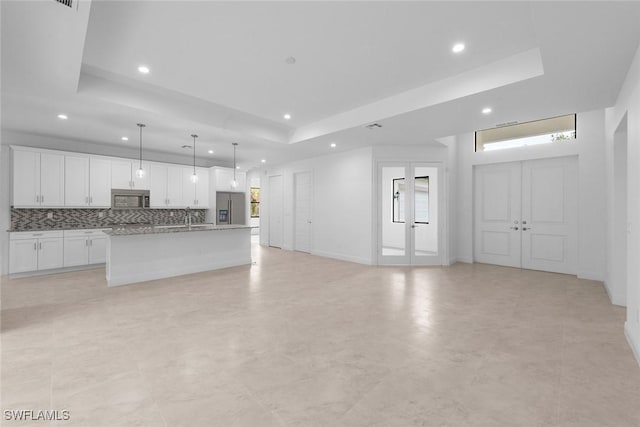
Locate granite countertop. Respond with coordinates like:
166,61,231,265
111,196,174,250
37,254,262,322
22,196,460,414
103,224,254,236
8,224,114,232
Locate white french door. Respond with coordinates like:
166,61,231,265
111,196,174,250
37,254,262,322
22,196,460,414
378,162,442,266
474,156,578,274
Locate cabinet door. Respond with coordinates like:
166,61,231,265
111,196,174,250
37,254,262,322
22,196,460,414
65,155,89,207
132,161,150,190
149,163,168,207
111,160,132,189
63,236,89,267
182,168,197,207
12,150,40,207
88,237,107,264
89,158,112,207
215,168,234,192
9,239,38,273
167,166,184,207
40,153,65,206
38,238,64,270
195,168,209,207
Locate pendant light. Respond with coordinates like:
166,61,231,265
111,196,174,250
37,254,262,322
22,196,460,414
190,134,198,183
230,142,239,189
135,123,146,178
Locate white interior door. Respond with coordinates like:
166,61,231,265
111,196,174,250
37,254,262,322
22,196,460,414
521,157,577,274
378,162,442,265
474,162,522,268
268,175,284,248
474,157,577,274
294,171,312,253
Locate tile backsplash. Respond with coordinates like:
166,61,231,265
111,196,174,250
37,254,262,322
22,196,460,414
10,208,206,231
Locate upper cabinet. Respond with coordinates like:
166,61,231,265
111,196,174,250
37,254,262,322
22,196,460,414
65,155,111,208
12,148,64,208
214,167,246,192
182,167,209,208
150,163,184,208
111,159,150,190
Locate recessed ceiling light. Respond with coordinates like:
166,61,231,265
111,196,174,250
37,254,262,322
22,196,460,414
57,114,68,120
138,65,150,74
482,107,492,114
208,150,214,154
236,166,241,170
285,56,296,65
330,143,337,148
452,43,465,53
121,136,129,141
283,113,291,120
261,159,266,163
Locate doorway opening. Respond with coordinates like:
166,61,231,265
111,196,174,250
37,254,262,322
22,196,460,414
611,114,628,306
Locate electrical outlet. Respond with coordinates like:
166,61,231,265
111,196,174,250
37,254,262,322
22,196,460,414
170,212,174,217
47,212,53,219
98,212,104,218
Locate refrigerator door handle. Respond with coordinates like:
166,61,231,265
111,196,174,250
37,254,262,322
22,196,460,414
228,199,232,224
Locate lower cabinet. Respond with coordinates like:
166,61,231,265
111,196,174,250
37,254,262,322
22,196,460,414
9,231,64,274
63,229,108,267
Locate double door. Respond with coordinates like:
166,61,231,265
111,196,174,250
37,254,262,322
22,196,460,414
378,162,442,265
474,157,577,274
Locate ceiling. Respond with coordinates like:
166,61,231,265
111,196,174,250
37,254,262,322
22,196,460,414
2,1,640,169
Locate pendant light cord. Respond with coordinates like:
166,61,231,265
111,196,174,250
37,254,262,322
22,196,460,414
191,134,198,174
137,123,145,169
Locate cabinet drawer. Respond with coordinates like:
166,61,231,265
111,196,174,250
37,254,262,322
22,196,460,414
10,230,63,240
64,229,110,238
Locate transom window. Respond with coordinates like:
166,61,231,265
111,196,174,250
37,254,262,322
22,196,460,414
475,114,576,152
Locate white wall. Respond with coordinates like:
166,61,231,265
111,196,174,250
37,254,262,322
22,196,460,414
260,147,374,264
605,43,640,366
456,109,607,281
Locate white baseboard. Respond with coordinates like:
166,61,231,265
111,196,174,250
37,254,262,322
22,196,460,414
603,280,626,306
454,257,473,264
311,249,372,265
624,322,640,367
577,270,604,281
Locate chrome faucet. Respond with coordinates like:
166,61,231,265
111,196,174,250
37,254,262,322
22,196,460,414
184,207,192,227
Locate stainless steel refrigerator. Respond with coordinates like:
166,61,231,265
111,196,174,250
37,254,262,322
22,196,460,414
216,192,246,225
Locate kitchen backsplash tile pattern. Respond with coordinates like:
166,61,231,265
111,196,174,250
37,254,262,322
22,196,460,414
10,208,206,231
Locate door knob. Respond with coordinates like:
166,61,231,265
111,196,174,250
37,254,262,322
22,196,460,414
522,227,531,231
510,226,519,230
411,224,417,228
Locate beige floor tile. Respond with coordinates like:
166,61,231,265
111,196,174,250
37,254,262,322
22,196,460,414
2,243,639,427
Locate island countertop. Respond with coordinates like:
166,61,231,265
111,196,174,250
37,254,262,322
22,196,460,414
103,224,253,236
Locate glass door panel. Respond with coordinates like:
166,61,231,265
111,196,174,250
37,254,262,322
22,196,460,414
412,165,440,265
380,165,409,263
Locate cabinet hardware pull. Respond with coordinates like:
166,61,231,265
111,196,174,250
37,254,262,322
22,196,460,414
38,242,42,250
41,195,44,203
510,226,519,231
522,227,531,231
86,240,88,247
34,242,37,250
90,196,93,203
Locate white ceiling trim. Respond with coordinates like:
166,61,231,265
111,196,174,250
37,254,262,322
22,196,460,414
289,48,545,144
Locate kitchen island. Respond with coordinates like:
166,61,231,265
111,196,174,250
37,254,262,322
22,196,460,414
104,224,252,287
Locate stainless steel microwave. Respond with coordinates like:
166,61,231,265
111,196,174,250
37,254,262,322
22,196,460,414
111,189,150,209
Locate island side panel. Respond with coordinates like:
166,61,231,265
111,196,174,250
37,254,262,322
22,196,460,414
106,228,251,287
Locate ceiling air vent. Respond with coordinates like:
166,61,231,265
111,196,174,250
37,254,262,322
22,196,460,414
182,145,193,150
54,0,73,8
496,121,518,128
365,123,383,130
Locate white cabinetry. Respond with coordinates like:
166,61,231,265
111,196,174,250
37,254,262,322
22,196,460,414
150,163,184,207
65,156,112,207
12,148,65,207
214,167,246,192
9,231,64,274
89,158,112,207
111,159,150,190
182,167,209,207
63,229,108,267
